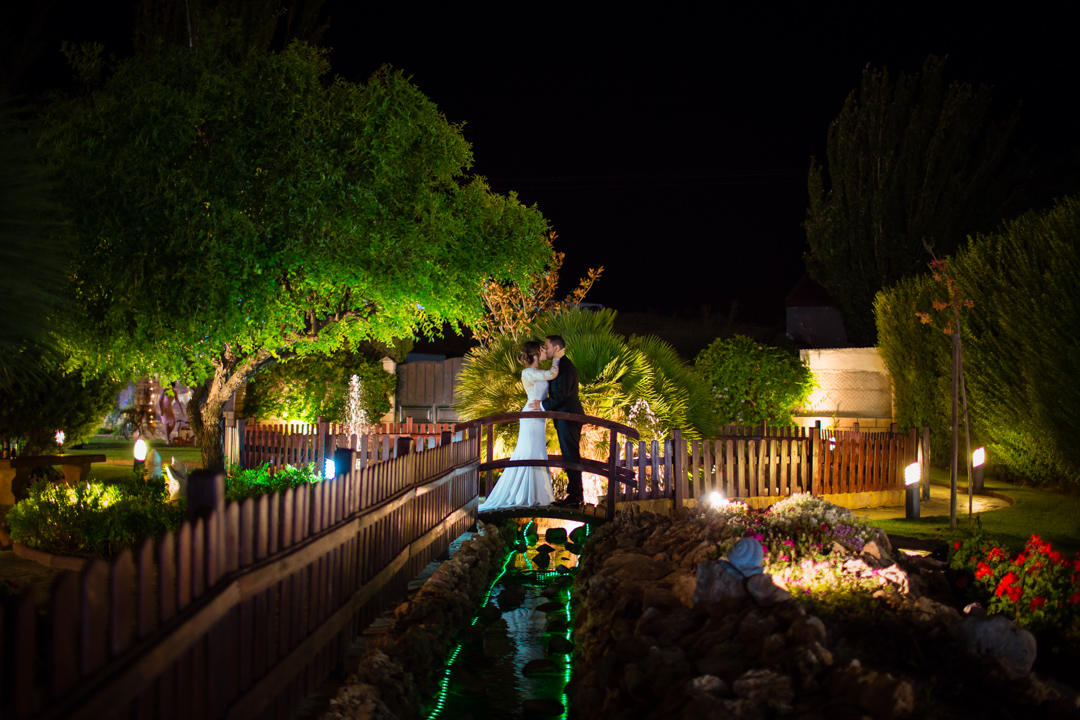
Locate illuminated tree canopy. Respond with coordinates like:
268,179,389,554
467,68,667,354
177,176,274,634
43,30,550,469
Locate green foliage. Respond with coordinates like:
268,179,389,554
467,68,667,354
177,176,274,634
41,23,550,469
225,462,323,502
950,532,1080,637
0,360,124,454
0,96,69,390
694,335,815,428
876,196,1080,486
244,343,396,424
5,469,184,558
806,55,1018,344
455,308,712,454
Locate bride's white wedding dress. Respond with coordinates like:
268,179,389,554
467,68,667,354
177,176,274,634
478,359,559,511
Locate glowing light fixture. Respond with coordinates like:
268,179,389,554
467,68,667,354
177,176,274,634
904,461,921,486
133,438,148,462
323,458,336,480
972,447,985,467
55,430,65,447
905,461,921,519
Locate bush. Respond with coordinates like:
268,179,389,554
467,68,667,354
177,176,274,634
244,343,396,425
693,335,815,427
875,196,1080,486
6,470,184,558
950,532,1080,638
455,307,713,452
225,462,323,502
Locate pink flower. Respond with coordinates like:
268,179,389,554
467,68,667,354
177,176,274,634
753,533,764,542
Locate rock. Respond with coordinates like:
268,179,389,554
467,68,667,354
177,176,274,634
829,541,850,556
565,542,583,555
535,544,555,554
732,668,794,712
547,617,568,633
723,537,764,577
540,585,560,598
536,601,563,612
857,671,915,718
522,658,559,676
960,615,1037,678
532,553,551,569
746,573,792,607
695,654,745,681
964,602,986,619
0,524,11,551
476,603,502,623
496,585,526,610
736,611,779,645
600,552,672,582
670,573,697,607
688,674,728,696
788,615,827,645
861,540,891,567
693,560,748,612
569,525,588,544
636,606,701,643
878,564,910,593
555,564,571,574
521,698,564,716
545,527,568,544
642,586,681,611
548,635,574,654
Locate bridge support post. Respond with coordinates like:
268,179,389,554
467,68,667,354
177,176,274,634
606,427,618,521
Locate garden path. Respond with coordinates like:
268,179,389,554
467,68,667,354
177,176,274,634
858,482,1010,520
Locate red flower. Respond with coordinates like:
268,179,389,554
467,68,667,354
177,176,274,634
1006,585,1022,603
1070,593,1080,605
1016,553,1026,564
1030,596,1046,610
995,572,1019,598
954,541,962,550
975,562,992,580
988,547,1007,562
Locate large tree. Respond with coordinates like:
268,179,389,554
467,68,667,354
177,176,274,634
43,28,550,470
805,55,1018,344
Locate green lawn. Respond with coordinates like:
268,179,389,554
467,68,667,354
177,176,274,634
65,435,203,465
870,466,1080,555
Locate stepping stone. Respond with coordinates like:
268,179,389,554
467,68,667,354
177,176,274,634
565,543,582,555
547,636,574,654
532,553,551,569
540,585,560,598
535,544,555,555
547,618,568,633
544,527,568,543
497,584,527,610
536,601,563,612
569,526,587,544
477,604,502,623
555,564,571,574
522,658,559,676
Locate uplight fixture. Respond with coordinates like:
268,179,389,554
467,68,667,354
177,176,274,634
972,447,986,492
133,437,148,472
904,461,921,519
323,458,336,480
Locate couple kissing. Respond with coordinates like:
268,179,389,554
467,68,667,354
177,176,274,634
477,335,584,511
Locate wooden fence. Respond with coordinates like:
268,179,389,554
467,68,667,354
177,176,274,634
603,423,923,504
224,418,459,474
0,431,480,720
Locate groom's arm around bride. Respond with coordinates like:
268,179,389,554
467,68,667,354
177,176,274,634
541,335,585,504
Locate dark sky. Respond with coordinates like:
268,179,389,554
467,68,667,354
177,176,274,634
11,2,1080,325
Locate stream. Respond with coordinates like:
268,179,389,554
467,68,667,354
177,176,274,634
426,518,588,720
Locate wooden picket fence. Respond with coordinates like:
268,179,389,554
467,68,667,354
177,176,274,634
603,423,923,505
225,418,458,474
0,431,481,720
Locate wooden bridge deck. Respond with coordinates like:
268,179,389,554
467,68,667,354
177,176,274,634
478,502,609,525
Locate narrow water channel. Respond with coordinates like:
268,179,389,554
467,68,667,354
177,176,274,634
427,518,588,720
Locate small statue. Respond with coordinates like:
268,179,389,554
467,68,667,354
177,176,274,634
720,537,764,578
165,458,189,501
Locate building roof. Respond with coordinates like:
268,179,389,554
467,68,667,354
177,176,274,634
785,273,838,308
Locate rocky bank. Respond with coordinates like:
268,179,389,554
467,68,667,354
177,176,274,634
569,504,1079,719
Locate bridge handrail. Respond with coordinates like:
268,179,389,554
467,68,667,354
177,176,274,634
456,411,640,440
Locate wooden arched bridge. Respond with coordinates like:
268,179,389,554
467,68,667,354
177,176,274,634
456,410,642,523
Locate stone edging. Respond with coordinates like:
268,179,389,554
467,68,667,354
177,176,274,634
12,542,88,571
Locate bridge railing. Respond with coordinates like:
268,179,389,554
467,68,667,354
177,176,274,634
0,429,481,720
455,411,640,520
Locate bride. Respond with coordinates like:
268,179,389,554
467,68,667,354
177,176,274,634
478,340,560,511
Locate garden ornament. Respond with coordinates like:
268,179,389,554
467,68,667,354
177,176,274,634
165,459,189,501
721,536,764,577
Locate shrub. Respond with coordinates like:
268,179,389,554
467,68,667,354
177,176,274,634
875,196,1080,486
950,532,1080,637
225,462,323,502
6,470,184,558
694,335,815,427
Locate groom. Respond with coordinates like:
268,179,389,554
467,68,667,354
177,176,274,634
536,334,584,505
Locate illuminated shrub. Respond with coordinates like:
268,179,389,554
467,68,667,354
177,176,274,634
225,462,323,502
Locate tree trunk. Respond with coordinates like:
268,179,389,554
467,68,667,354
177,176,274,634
189,382,230,472
950,330,960,531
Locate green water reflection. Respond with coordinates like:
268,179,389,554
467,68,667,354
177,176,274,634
427,519,587,720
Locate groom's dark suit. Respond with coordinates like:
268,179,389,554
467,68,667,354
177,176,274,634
542,355,584,502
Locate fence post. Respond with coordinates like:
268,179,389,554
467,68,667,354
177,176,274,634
236,417,246,469
187,470,225,523
811,421,821,496
606,428,618,521
395,436,413,459
672,429,685,508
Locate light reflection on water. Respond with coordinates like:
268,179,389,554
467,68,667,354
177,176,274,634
428,518,587,720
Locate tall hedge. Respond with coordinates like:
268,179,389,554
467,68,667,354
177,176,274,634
875,196,1080,486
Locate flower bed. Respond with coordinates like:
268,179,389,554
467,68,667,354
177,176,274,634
950,532,1080,639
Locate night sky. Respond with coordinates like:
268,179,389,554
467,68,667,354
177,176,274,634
10,2,1080,326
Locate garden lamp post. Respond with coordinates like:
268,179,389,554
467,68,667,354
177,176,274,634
133,437,148,473
904,462,921,519
972,447,985,493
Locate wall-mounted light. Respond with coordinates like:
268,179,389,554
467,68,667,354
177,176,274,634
323,458,336,480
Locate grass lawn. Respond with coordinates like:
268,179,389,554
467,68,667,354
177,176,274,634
870,466,1080,555
65,435,203,465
